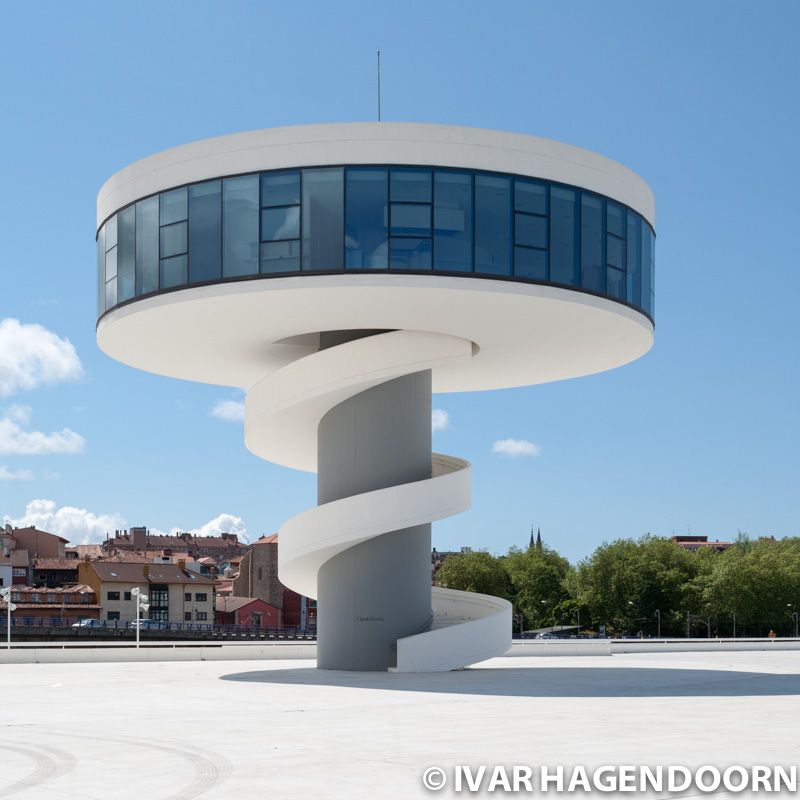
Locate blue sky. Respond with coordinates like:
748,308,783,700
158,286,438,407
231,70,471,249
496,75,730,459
0,1,798,561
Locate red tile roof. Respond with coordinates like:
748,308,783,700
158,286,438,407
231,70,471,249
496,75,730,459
87,562,216,585
33,558,78,570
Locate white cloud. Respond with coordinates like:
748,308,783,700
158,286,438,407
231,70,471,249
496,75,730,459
3,499,125,545
431,408,451,432
0,318,83,397
152,513,250,544
0,405,85,455
492,438,541,458
0,465,34,481
4,503,249,546
210,400,245,423
189,513,249,543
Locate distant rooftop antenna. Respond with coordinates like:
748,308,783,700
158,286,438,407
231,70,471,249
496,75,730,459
377,49,381,122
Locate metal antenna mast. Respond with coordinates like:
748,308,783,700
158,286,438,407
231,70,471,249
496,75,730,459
377,49,381,121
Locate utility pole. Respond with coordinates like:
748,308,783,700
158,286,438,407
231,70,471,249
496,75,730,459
376,49,381,122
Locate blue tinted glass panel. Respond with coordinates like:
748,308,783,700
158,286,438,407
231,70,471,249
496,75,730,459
160,254,187,288
475,174,511,274
105,276,117,309
390,237,431,269
607,201,624,237
434,171,472,271
391,204,431,237
649,232,655,316
223,175,259,277
606,233,624,269
345,168,388,268
515,213,547,249
301,168,344,270
641,223,653,315
261,206,300,241
626,211,642,309
160,188,187,225
160,221,187,258
261,240,300,273
189,181,221,283
390,169,431,202
514,246,548,280
105,214,117,251
97,226,105,315
515,180,547,215
581,194,604,292
105,245,117,281
135,196,159,295
117,207,135,301
607,267,626,301
550,187,577,285
261,171,300,207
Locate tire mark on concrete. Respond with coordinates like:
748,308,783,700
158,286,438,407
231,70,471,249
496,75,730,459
33,731,233,800
0,744,59,797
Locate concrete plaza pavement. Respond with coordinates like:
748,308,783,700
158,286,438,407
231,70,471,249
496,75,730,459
1,650,799,799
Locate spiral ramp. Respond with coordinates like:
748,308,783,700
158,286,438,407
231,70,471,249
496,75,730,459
244,329,512,672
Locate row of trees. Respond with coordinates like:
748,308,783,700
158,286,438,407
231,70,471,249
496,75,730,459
435,535,800,637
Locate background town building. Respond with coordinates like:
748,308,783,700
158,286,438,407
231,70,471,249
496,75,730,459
78,561,215,624
233,535,316,630
215,596,281,627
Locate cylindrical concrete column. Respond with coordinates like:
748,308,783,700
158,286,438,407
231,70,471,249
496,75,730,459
316,367,433,670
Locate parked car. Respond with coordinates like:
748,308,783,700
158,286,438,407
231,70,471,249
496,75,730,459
71,618,104,628
129,619,167,630
534,632,559,640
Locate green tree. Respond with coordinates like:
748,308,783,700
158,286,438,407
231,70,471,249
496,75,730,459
702,537,800,636
504,546,573,630
435,550,512,599
575,535,709,635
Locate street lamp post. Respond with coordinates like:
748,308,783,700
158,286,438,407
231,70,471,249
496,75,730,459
0,588,15,650
788,604,799,638
732,611,736,639
655,609,661,639
539,600,550,633
131,587,149,649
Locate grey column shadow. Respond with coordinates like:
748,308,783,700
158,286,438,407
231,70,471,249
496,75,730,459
220,667,800,698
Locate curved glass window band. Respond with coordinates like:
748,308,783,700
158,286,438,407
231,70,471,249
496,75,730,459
97,165,655,322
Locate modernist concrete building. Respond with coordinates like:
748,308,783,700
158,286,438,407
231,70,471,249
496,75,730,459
95,123,655,671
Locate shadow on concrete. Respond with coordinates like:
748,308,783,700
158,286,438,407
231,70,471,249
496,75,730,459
220,666,800,697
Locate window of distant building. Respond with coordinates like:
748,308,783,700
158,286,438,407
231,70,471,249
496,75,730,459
195,593,207,602
47,593,56,603
13,568,26,577
184,612,192,621
124,591,132,601
184,592,191,601
195,611,208,621
258,567,263,581
107,611,120,621
107,591,120,601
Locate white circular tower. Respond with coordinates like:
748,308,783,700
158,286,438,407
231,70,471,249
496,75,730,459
96,123,655,671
